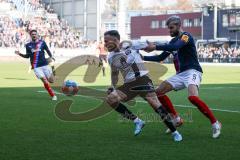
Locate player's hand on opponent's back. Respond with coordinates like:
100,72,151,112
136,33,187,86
144,41,157,53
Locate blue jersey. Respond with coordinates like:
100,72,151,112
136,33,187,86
144,32,203,74
24,40,52,69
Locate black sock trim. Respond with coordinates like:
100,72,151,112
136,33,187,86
155,105,176,132
115,103,137,121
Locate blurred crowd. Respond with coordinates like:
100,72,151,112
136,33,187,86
0,0,95,49
198,46,240,58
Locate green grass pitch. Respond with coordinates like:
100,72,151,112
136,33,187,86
0,62,240,160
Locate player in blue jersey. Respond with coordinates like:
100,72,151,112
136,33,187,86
15,30,57,101
143,16,221,138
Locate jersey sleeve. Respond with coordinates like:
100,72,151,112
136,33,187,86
156,33,190,51
143,51,171,62
131,40,148,50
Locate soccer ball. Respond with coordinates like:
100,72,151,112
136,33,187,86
62,80,79,96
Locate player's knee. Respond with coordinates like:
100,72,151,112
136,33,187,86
156,86,167,96
40,77,47,83
156,90,165,96
47,76,54,83
156,81,173,96
188,84,199,96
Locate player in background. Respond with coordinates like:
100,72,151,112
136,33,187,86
143,16,221,138
15,30,57,101
97,40,108,76
104,30,182,142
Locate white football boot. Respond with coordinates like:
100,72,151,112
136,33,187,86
212,121,222,139
172,131,183,142
52,95,58,101
134,118,145,136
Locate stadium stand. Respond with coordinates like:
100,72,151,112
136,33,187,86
198,46,240,63
0,0,96,49
0,0,239,63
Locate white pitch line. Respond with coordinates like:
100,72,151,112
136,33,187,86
136,100,240,113
37,90,240,114
175,104,240,113
200,86,240,90
37,90,98,99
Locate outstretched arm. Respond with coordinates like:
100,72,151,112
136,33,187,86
143,51,171,62
155,34,189,51
156,40,186,51
144,34,190,52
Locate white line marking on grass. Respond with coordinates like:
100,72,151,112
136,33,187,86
37,90,101,99
136,100,240,113
200,86,240,90
175,104,240,113
37,90,240,114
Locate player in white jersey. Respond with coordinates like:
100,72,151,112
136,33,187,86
104,30,182,142
107,42,148,83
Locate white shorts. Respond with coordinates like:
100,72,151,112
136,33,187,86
34,65,53,79
166,69,202,91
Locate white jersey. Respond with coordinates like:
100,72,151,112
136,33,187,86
108,41,149,83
